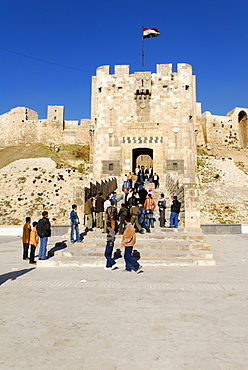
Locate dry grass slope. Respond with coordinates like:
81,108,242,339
0,144,90,170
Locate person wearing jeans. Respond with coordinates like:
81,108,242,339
70,204,81,242
144,195,156,229
138,203,150,232
169,196,181,228
37,211,51,260
122,216,142,273
104,221,117,270
39,236,48,260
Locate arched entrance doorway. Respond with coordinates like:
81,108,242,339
238,110,248,148
132,148,153,172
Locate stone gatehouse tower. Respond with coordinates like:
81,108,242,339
90,63,199,184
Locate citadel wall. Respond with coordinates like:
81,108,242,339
0,106,90,147
199,107,248,148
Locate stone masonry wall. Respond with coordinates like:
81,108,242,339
0,106,90,147
91,63,198,183
166,174,201,228
199,107,248,148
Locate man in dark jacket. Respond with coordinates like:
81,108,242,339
95,192,104,229
152,173,160,189
130,202,144,233
158,193,166,227
117,203,128,234
106,200,117,230
138,184,148,205
169,196,181,228
37,211,51,260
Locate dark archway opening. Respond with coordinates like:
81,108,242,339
132,148,153,172
238,110,248,148
238,111,247,122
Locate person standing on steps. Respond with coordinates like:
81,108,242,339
70,204,81,243
130,202,145,234
95,192,105,229
122,215,143,273
103,196,111,232
169,196,181,228
84,195,93,232
117,203,128,234
152,173,160,189
110,191,118,206
138,203,150,233
104,221,117,270
158,193,166,227
138,183,147,205
144,194,156,229
91,193,97,228
106,199,118,231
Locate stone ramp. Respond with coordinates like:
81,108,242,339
37,226,215,267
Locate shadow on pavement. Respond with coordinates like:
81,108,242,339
0,268,35,286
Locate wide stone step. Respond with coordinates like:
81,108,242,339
76,239,210,251
73,240,192,250
138,258,216,266
83,232,205,242
37,256,215,267
53,246,214,260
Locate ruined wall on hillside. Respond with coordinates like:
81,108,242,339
0,106,91,147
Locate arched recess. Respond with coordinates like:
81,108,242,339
132,148,153,172
238,110,248,148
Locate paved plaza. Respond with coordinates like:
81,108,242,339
0,233,248,369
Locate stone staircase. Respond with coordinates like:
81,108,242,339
37,184,215,268
37,226,215,267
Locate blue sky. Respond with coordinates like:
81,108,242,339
1,0,248,120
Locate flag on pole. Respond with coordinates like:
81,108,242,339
143,27,160,39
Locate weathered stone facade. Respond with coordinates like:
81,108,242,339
0,106,90,146
90,63,198,184
198,107,248,149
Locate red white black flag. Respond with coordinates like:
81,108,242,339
143,27,160,39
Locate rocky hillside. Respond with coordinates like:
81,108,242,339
0,158,89,225
0,145,89,225
198,145,248,224
0,144,247,225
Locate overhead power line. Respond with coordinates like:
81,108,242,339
0,47,92,73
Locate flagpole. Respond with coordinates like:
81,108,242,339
142,26,144,72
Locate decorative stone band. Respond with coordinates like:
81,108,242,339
123,137,163,144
